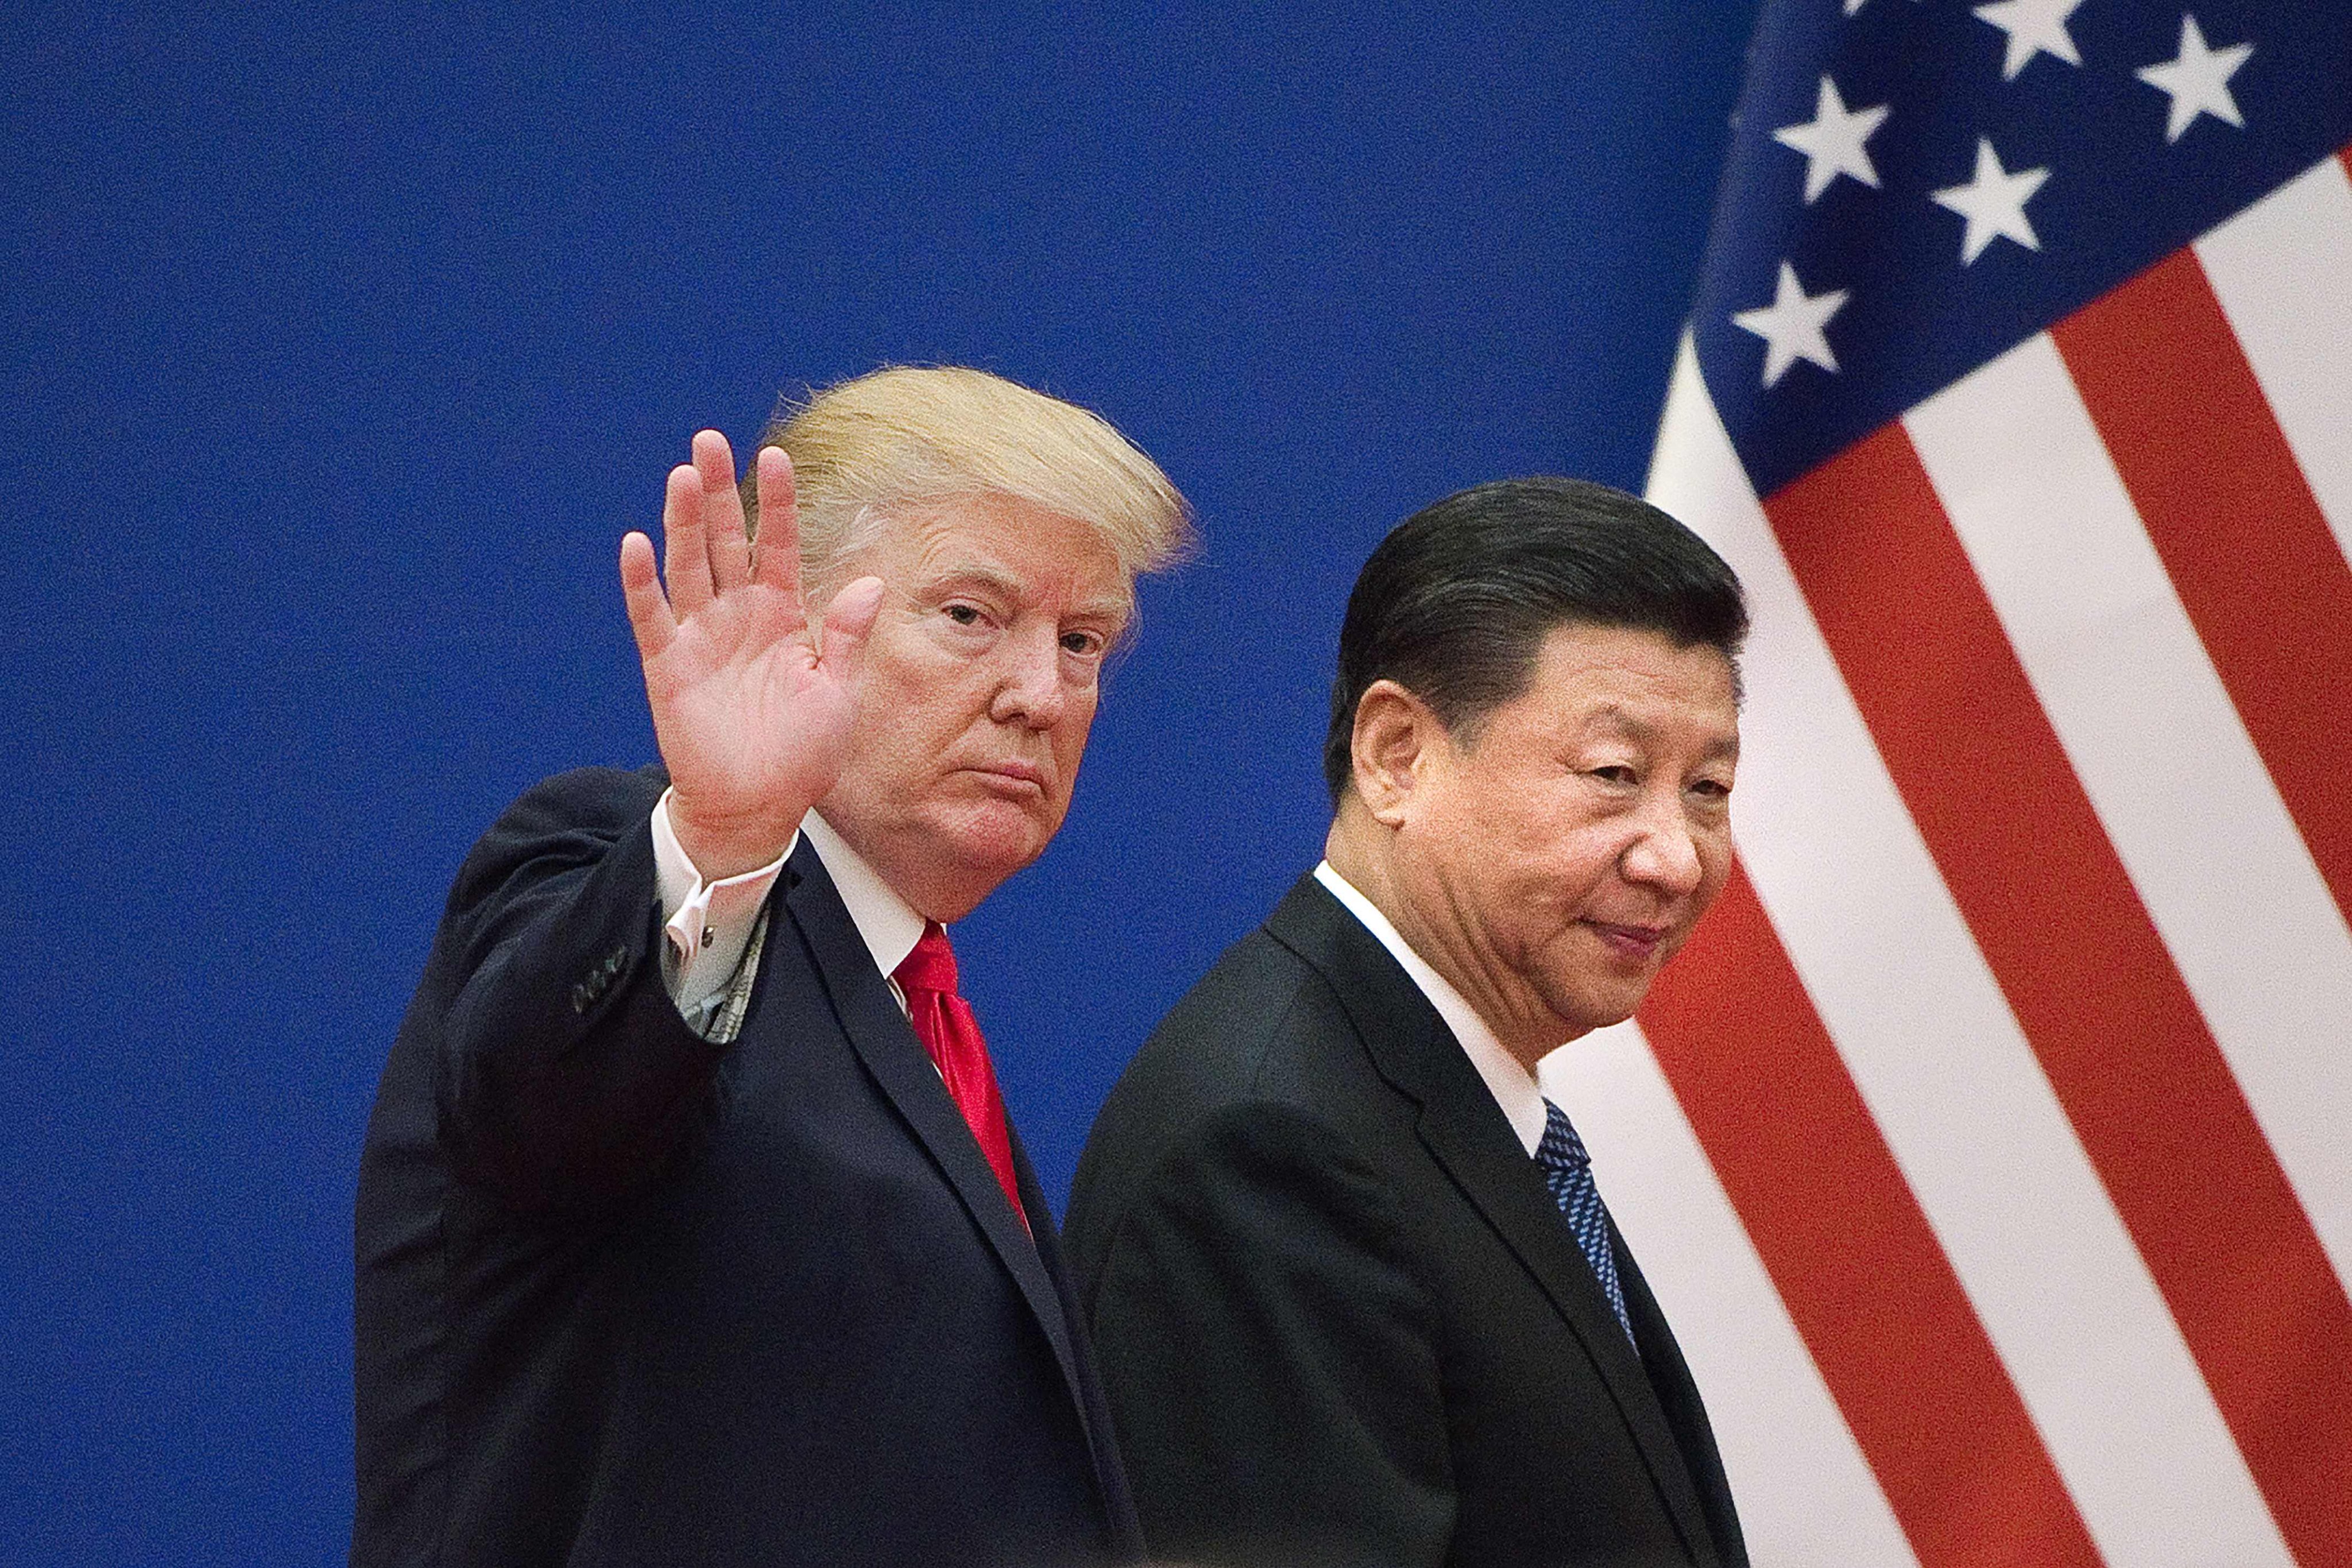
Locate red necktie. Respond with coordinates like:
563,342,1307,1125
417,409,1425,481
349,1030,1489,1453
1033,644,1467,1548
894,922,1028,1230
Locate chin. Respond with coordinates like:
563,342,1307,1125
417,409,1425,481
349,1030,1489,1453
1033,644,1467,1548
934,802,1057,882
1546,984,1648,1038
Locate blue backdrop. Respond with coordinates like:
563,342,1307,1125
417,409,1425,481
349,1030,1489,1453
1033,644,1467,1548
2,3,1757,1559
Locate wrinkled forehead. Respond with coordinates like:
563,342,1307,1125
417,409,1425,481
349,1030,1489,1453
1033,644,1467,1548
887,493,1137,617
1521,624,1742,748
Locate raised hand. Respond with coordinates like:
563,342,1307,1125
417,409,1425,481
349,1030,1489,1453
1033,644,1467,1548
618,431,885,879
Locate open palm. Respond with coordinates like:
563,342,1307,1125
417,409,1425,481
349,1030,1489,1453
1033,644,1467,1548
619,432,884,879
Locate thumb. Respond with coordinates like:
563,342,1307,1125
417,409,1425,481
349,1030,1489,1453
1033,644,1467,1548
816,576,887,672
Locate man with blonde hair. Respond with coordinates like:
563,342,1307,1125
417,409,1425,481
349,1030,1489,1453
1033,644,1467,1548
354,366,1189,1567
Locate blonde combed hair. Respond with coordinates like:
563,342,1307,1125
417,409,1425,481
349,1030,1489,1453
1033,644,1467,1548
749,365,1192,599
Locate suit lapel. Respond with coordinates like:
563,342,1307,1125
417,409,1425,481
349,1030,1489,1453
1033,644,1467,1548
1618,1224,1747,1566
1266,876,1722,1567
1416,1093,1722,1568
777,843,1089,1418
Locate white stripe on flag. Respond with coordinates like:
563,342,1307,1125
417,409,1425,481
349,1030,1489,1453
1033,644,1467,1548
1647,337,2292,1568
1544,1023,1917,1568
2194,154,2352,568
1905,332,2352,1297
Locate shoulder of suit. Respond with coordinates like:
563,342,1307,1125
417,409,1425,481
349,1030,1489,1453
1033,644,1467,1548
1143,926,1370,1087
1086,930,1408,1186
449,764,669,909
477,763,667,836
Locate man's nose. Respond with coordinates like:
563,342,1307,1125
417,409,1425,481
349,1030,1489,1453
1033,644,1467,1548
1619,791,1705,896
988,624,1067,729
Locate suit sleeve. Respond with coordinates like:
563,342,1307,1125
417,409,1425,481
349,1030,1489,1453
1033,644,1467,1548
430,767,733,1213
1084,1101,1455,1568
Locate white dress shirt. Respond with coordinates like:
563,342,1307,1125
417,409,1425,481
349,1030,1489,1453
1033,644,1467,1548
650,789,925,1036
1312,861,1552,1157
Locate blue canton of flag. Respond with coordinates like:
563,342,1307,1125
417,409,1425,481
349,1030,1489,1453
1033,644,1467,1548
1692,0,2352,494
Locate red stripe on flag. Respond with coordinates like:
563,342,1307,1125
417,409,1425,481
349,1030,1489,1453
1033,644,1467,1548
2053,247,2352,928
1766,427,2352,1567
1642,864,2100,1568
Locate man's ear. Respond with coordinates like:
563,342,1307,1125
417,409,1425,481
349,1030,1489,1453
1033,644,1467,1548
1350,680,1441,827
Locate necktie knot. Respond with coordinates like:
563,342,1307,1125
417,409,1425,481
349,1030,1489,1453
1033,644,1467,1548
891,921,1026,1232
894,921,961,997
1537,1101,1594,1178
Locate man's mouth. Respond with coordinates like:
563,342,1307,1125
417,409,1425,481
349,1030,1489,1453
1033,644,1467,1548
1589,921,1669,961
964,760,1048,795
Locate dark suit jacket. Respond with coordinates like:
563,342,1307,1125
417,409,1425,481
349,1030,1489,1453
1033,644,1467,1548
354,765,1139,1567
1063,874,1746,1568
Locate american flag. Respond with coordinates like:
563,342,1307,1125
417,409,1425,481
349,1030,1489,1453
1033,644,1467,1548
1538,2,2352,1563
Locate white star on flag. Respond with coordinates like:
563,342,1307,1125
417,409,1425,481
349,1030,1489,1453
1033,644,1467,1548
2137,15,2254,143
1972,0,2084,80
1773,76,1890,203
1731,261,1847,387
1932,138,2051,262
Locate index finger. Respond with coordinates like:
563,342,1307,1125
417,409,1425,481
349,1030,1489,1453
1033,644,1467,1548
749,446,803,600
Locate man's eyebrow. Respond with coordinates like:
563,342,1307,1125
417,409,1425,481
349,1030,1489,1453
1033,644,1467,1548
920,563,1026,601
1584,703,1740,760
920,563,1131,622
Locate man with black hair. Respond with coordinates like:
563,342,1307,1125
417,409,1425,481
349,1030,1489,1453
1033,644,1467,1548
1065,478,1750,1567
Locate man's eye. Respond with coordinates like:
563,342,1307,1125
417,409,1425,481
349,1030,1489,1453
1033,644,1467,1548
1061,631,1102,656
1590,765,1637,785
1690,777,1734,801
943,603,982,626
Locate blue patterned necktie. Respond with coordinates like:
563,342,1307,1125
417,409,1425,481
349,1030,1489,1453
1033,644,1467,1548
1536,1099,1635,1344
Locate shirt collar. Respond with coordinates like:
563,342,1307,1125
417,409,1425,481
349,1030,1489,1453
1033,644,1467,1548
802,811,929,980
1312,861,1552,1157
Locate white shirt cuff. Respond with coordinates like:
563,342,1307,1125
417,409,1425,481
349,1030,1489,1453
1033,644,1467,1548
651,788,796,1020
